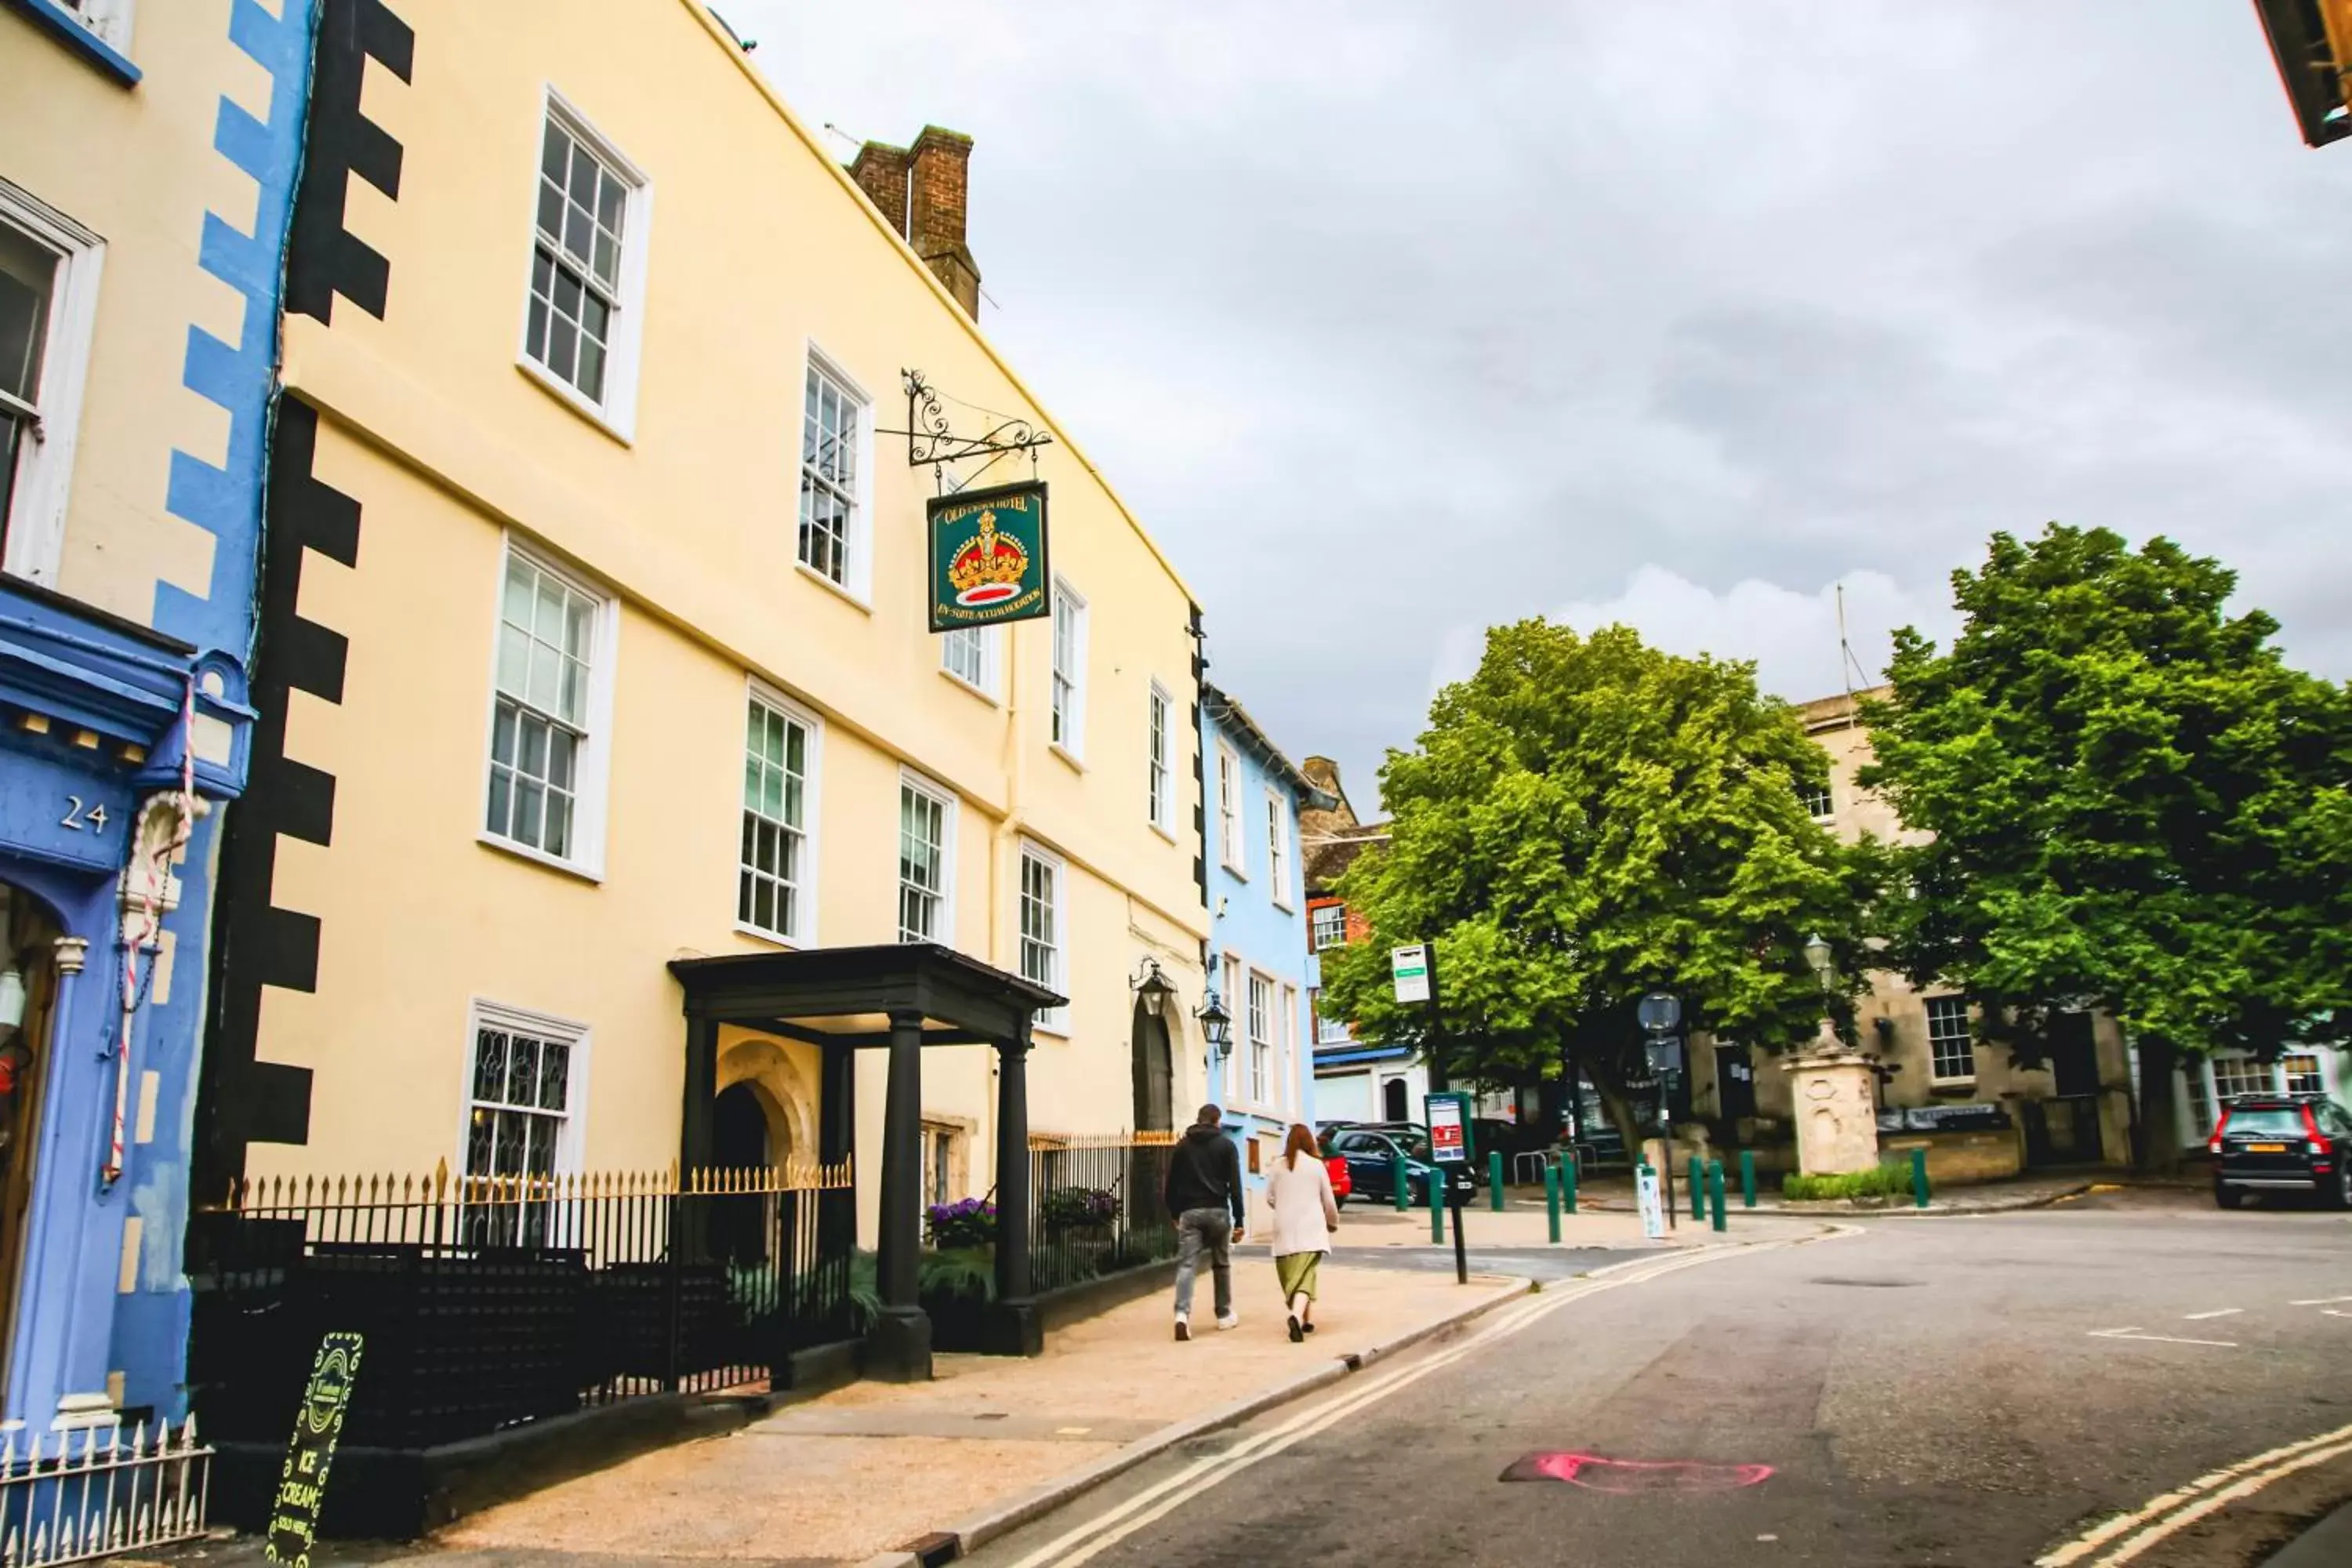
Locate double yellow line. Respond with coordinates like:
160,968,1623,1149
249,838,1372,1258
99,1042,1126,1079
1002,1235,1838,1568
2036,1420,2352,1567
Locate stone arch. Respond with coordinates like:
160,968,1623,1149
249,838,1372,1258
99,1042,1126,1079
714,1033,818,1167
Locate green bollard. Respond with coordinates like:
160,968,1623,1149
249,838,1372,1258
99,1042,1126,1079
1708,1159,1727,1232
1392,1156,1410,1212
1489,1150,1505,1211
1689,1157,1706,1221
1911,1147,1931,1210
1544,1163,1563,1243
1561,1152,1578,1214
1431,1173,1446,1241
1739,1149,1757,1209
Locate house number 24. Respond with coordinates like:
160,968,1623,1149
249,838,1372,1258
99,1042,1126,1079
60,797,107,833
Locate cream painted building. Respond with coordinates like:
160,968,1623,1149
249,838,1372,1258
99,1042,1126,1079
1685,689,2135,1175
192,0,1213,1247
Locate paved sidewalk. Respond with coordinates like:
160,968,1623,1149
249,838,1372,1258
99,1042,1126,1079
417,1260,1530,1565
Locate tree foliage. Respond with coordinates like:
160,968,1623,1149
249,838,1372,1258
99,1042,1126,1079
1319,621,1873,1145
1860,525,2352,1164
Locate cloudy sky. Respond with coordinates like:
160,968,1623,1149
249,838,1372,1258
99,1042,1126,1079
730,0,2352,813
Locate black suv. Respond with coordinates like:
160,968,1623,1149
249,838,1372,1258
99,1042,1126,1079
2210,1094,2352,1209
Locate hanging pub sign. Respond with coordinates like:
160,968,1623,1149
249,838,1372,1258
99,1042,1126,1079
927,481,1051,633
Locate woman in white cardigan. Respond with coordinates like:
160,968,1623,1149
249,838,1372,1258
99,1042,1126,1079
1265,1122,1341,1342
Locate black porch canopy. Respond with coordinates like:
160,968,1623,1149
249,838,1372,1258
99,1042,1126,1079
668,943,1065,1380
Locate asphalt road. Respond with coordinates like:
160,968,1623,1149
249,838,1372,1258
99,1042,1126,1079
965,1189,2352,1568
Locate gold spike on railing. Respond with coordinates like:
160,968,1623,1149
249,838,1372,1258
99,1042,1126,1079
434,1156,449,1201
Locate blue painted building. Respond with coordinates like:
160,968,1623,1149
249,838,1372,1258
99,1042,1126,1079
1199,683,1330,1221
0,0,304,1428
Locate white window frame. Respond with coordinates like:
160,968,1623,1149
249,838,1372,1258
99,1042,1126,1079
897,768,957,947
1018,840,1068,1034
56,0,134,52
1216,744,1244,874
1798,781,1835,822
1246,970,1275,1107
2212,1054,2275,1102
0,178,103,590
456,999,590,1217
1264,788,1293,909
1311,905,1347,953
1280,982,1298,1115
737,679,822,946
516,88,652,441
795,343,876,606
1923,995,1973,1084
940,624,1001,702
1314,991,1351,1046
478,536,618,880
1147,681,1177,837
1049,576,1088,763
2283,1052,2325,1096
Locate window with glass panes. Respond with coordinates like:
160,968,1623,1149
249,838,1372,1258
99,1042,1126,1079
739,697,811,940
1316,992,1351,1044
1247,972,1273,1104
898,781,948,943
2284,1053,2325,1094
2212,1056,2274,1101
0,220,58,558
1051,582,1085,752
1798,781,1834,821
1148,684,1171,829
799,363,861,584
488,552,597,860
1311,905,1346,951
1020,848,1065,1029
527,113,630,404
1924,996,1973,1081
942,626,989,691
1265,792,1290,904
1217,746,1242,869
2183,1070,2215,1144
463,1020,573,1246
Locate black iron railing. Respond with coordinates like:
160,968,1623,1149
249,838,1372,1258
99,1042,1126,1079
187,1163,854,1452
1026,1131,1178,1293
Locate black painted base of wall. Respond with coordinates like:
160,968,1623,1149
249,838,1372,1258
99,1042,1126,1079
210,1341,861,1541
1038,1258,1179,1335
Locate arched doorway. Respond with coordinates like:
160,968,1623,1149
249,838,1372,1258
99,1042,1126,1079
1131,999,1173,1133
1383,1077,1409,1122
711,1082,770,1263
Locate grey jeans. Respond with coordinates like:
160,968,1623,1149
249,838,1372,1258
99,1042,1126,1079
1173,1207,1234,1318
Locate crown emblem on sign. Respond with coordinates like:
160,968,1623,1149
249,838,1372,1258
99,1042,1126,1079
949,510,1029,599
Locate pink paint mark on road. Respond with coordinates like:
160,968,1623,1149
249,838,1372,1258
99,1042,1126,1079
1500,1453,1776,1493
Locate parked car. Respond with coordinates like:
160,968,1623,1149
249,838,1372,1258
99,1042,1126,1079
2210,1094,2352,1209
1325,1153,1352,1207
1323,1127,1477,1208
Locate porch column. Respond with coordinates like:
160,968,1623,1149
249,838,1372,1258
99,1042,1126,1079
871,1008,931,1381
817,1040,855,1265
680,1011,720,1170
677,1012,720,1263
986,1016,1041,1356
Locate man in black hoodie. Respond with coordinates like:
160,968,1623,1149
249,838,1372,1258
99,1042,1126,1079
1163,1103,1247,1339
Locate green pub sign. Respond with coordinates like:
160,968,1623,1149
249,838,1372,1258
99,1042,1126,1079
928,481,1051,633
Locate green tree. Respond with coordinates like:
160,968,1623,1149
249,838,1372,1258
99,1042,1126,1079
1319,621,1875,1152
1861,525,2352,1173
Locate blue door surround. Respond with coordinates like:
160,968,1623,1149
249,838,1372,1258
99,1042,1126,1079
0,580,252,1428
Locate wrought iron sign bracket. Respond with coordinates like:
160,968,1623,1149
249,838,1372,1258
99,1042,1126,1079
880,370,1054,483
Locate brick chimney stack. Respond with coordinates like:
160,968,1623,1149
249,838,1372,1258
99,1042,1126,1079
848,125,982,320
